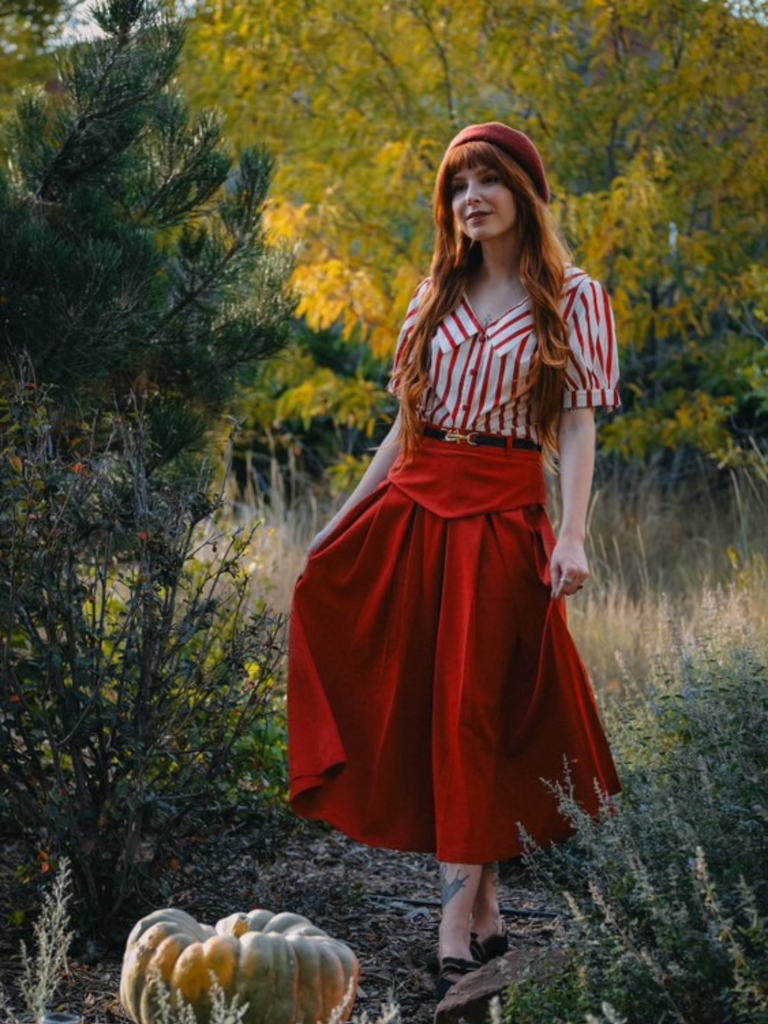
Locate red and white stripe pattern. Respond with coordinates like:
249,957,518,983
389,266,620,442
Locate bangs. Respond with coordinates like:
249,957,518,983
440,140,509,180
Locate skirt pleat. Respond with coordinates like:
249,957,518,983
288,439,620,862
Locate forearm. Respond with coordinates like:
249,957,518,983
557,409,596,542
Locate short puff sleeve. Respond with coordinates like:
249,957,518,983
562,277,621,411
386,279,431,399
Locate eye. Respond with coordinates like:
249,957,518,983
451,181,467,194
483,174,500,185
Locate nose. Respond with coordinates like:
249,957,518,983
465,180,481,204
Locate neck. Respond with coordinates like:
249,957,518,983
476,235,521,285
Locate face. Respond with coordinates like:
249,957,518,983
450,164,517,243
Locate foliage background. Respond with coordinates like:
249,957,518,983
182,0,767,477
2,0,766,478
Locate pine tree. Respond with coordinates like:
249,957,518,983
0,0,294,460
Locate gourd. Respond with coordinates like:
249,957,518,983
120,907,359,1024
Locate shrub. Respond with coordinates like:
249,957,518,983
0,377,286,933
0,858,73,1022
509,598,768,1024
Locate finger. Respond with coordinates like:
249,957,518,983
550,566,562,598
551,562,569,591
552,575,569,600
554,571,584,599
567,577,589,596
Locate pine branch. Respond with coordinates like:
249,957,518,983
35,11,184,201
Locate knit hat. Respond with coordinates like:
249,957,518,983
447,122,550,205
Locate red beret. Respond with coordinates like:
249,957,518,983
447,122,550,205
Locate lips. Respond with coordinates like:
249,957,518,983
467,212,490,223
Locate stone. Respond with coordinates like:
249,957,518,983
433,947,567,1024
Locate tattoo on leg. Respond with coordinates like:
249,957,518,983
440,864,470,908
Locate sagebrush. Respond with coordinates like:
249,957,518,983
507,597,768,1024
0,859,73,1022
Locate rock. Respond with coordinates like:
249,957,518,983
434,947,567,1024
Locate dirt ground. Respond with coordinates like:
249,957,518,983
0,820,559,1024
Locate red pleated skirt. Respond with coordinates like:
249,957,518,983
287,437,620,863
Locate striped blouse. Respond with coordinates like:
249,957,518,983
388,266,620,442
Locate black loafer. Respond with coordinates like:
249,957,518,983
436,956,482,1001
469,930,509,964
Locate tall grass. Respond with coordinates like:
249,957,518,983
566,455,767,691
214,454,768,696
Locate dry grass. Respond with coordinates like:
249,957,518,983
564,459,768,698
215,455,768,706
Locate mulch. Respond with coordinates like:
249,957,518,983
0,818,559,1024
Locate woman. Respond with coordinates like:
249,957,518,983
287,122,621,1000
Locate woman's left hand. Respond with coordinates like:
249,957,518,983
550,536,590,599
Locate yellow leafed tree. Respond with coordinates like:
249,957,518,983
0,0,75,128
185,0,767,467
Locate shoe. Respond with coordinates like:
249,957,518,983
469,930,509,964
436,956,482,1001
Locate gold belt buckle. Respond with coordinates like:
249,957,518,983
443,429,478,446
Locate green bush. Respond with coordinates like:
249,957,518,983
0,377,286,933
509,606,768,1024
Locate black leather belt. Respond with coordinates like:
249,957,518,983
423,427,541,451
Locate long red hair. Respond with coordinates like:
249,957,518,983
394,140,572,458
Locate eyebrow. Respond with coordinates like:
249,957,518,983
451,166,493,181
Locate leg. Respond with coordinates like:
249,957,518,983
438,862,483,961
470,862,503,943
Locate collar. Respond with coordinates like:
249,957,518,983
434,296,534,356
432,267,590,357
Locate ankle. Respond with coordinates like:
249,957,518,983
470,909,503,942
438,919,473,962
